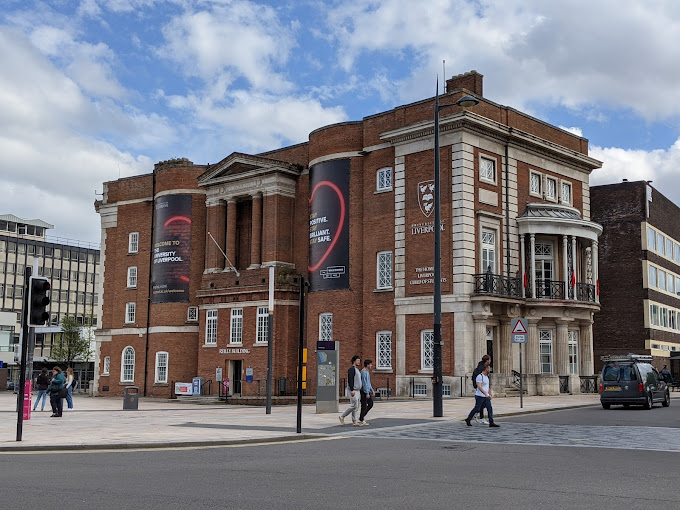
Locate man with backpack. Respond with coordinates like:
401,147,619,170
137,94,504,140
471,355,491,424
465,364,499,428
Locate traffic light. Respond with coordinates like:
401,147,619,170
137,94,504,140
28,276,50,327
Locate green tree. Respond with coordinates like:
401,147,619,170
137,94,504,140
52,315,92,366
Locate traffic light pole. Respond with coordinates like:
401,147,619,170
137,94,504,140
16,267,31,441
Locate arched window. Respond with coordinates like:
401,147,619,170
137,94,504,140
121,346,135,382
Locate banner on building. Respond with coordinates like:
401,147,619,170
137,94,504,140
308,159,350,291
152,194,192,303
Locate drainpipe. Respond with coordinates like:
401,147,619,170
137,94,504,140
143,169,156,396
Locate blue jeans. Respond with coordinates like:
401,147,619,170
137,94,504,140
34,390,48,410
467,395,494,422
66,385,73,409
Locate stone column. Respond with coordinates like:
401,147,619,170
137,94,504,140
473,315,487,366
249,193,262,269
205,198,226,271
592,240,599,303
571,236,577,300
579,319,594,375
499,320,512,375
527,318,540,374
520,235,526,298
555,319,570,376
563,235,568,298
225,198,237,270
530,234,536,299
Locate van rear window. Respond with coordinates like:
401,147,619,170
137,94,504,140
603,364,637,381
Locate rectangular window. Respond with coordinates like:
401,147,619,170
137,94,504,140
568,330,579,375
647,227,656,251
377,251,393,289
479,157,496,183
421,330,434,371
230,308,243,344
376,167,393,191
206,310,218,345
256,306,269,344
670,310,676,330
650,304,659,326
530,172,541,196
657,233,665,255
413,383,428,397
376,331,392,370
561,181,572,204
319,313,333,341
125,302,136,324
539,330,553,374
675,243,680,264
546,177,556,200
660,307,668,328
128,232,139,254
155,352,168,383
187,306,198,322
649,266,657,288
127,266,137,288
665,238,673,258
676,276,680,296
481,229,496,273
102,356,110,375
669,276,675,295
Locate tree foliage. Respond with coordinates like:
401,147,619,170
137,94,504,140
52,315,92,366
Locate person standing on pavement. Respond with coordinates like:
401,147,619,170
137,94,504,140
660,365,673,384
65,367,75,411
48,366,66,418
33,367,50,411
472,354,491,424
465,365,499,428
339,355,362,426
358,359,375,426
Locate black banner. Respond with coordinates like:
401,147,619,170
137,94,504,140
151,194,192,303
308,159,350,291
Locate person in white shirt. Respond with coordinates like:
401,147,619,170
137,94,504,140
465,365,499,428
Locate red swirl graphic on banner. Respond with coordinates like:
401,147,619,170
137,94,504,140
308,180,346,272
164,216,191,227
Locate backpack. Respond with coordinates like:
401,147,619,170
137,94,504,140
471,366,482,389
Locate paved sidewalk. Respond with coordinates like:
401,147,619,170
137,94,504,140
0,391,600,451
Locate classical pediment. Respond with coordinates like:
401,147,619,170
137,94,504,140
198,152,301,187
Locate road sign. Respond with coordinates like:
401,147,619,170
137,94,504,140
511,318,528,343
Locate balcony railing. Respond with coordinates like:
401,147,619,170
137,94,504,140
576,283,596,303
473,273,521,298
535,279,566,300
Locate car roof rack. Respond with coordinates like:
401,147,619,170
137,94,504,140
600,353,654,362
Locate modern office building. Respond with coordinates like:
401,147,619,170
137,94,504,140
591,181,680,378
0,214,100,385
94,71,603,399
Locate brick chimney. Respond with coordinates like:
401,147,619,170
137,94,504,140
445,70,483,96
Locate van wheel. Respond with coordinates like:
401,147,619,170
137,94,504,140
643,392,653,410
662,391,670,407
601,403,610,409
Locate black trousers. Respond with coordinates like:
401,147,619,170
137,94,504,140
50,392,63,417
359,391,373,421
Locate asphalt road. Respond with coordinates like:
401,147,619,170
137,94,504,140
1,405,678,510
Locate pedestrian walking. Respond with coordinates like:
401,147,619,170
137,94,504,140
33,367,50,411
339,355,362,426
660,365,674,384
358,359,375,426
471,354,491,424
65,367,75,410
465,365,499,428
48,366,66,418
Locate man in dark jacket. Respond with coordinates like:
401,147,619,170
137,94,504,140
48,366,66,418
339,355,362,426
33,367,50,411
472,355,491,424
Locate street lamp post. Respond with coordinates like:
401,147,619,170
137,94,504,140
433,81,479,417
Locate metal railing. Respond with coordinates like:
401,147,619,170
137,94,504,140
535,279,566,300
579,375,598,393
473,273,521,298
576,283,596,303
558,375,569,394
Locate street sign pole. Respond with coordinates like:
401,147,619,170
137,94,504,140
519,343,523,409
511,318,528,410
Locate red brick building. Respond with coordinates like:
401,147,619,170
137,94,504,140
94,71,603,398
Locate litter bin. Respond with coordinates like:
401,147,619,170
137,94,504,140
123,386,139,410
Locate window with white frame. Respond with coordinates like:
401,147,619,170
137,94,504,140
128,232,139,254
376,331,392,369
125,302,136,324
649,266,657,287
650,303,659,326
421,330,434,371
660,307,668,328
647,227,656,250
121,347,135,382
479,157,496,184
657,233,665,255
102,356,110,375
155,351,168,383
659,270,667,291
539,330,553,374
666,238,673,258
319,313,333,341
187,306,198,322
127,266,137,288
413,383,428,396
377,251,393,289
481,229,496,273
376,167,393,191
530,172,542,196
568,330,579,375
205,310,217,345
230,308,243,344
561,181,572,204
256,306,269,343
675,243,680,264
669,276,675,295
546,177,557,200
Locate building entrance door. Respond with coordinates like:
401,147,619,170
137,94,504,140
486,326,494,372
228,360,243,396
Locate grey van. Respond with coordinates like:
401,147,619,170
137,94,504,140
599,354,670,409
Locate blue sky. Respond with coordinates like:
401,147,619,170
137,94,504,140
2,0,680,244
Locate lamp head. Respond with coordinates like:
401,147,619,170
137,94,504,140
454,95,479,108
